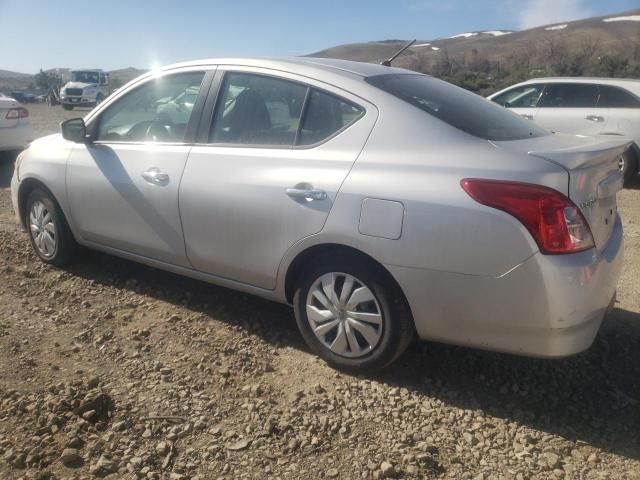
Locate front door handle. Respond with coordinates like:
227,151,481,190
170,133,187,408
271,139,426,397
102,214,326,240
520,114,533,120
285,187,328,201
585,115,605,122
142,167,170,186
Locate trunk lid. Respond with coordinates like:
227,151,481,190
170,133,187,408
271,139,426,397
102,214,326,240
493,134,630,251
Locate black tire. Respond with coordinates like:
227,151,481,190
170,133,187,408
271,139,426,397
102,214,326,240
621,148,638,184
293,253,415,373
95,93,104,105
62,104,73,111
24,188,77,266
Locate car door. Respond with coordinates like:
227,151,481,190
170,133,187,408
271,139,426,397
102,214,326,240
534,83,609,136
66,69,211,267
179,68,377,289
489,83,544,121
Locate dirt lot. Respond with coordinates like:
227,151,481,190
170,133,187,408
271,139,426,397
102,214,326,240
0,103,639,479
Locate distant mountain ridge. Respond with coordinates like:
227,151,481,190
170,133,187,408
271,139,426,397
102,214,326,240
308,9,640,66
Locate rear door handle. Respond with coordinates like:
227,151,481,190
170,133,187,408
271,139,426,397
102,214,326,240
142,167,170,186
285,188,327,201
585,115,604,122
520,114,533,120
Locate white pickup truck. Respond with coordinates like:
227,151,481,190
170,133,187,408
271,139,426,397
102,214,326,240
60,69,110,110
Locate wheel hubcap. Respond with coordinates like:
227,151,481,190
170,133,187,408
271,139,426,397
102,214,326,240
29,201,57,258
619,155,626,173
306,272,383,358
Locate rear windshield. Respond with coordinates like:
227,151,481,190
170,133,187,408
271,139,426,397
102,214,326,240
366,74,548,141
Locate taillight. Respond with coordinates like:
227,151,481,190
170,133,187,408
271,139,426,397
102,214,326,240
5,107,29,119
461,179,595,254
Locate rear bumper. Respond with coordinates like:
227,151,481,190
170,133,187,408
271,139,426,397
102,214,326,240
0,121,32,151
388,215,624,358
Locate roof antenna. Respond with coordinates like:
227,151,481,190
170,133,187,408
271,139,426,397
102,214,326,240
380,39,416,66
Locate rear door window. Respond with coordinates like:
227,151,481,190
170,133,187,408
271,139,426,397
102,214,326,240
366,74,547,141
537,83,599,108
210,72,307,146
297,90,364,145
597,85,640,108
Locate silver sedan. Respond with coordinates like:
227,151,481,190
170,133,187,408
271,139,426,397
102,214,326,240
11,58,626,371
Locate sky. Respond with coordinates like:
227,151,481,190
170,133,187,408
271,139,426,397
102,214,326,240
0,0,637,73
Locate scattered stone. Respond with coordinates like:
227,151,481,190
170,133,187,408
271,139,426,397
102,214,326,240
226,438,251,451
380,461,397,478
60,448,83,468
326,468,339,478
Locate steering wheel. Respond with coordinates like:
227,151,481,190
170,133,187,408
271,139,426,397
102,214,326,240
145,119,174,142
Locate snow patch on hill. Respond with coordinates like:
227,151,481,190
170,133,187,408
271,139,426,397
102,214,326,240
482,30,513,36
545,24,568,30
603,15,640,22
449,32,478,39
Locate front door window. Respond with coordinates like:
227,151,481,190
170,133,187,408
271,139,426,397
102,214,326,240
96,72,205,143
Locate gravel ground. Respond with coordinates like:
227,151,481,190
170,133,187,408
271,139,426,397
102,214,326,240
0,104,639,479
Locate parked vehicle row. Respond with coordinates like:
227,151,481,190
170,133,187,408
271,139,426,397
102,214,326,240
11,58,628,371
488,77,640,181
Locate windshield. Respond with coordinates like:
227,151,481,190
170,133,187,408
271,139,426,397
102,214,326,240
71,71,100,84
366,74,549,141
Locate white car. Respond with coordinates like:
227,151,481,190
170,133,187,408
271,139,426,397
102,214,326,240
0,93,33,153
488,78,640,181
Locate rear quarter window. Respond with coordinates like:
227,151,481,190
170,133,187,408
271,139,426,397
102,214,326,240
366,74,548,141
597,85,640,108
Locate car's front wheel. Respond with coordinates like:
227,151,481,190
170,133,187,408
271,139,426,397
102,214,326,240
62,104,73,111
25,188,77,266
293,256,414,372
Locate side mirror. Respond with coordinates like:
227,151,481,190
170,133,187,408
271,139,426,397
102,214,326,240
61,118,88,143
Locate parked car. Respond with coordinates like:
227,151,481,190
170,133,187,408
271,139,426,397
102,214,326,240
60,69,110,110
0,92,33,153
11,59,627,371
488,78,640,181
7,91,36,104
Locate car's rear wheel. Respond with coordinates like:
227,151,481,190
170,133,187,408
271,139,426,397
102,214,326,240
293,256,414,372
620,148,638,184
25,188,77,266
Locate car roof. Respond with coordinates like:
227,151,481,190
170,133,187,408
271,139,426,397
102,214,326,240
158,57,414,79
525,77,640,86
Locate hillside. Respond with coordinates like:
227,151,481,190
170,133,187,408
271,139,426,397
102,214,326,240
310,10,640,64
309,9,640,94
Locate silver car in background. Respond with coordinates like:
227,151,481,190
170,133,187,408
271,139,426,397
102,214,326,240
11,58,626,371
